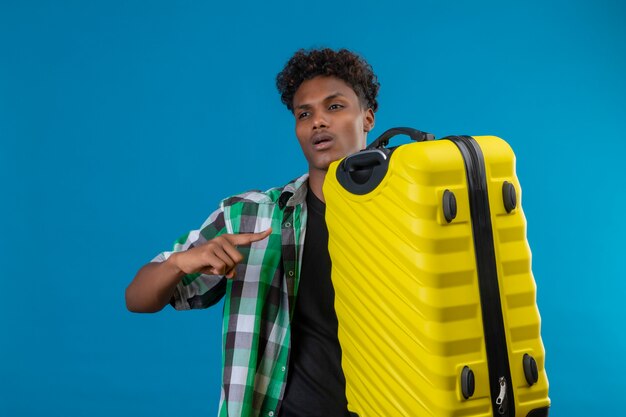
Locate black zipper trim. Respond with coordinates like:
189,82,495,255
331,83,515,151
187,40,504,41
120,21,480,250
447,136,515,417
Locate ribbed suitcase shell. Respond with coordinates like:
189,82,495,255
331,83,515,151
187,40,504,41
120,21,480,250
324,136,549,417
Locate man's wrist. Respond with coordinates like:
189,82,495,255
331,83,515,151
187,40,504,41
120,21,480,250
165,252,187,278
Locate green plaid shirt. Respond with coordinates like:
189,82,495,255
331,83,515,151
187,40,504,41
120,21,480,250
152,174,309,417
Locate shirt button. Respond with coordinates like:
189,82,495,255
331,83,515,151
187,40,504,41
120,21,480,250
281,366,286,372
268,412,274,417
288,271,294,277
284,222,291,228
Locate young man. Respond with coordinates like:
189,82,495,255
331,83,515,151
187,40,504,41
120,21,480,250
126,48,378,417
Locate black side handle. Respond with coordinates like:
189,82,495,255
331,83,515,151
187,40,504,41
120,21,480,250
367,127,435,150
337,149,390,193
343,149,387,172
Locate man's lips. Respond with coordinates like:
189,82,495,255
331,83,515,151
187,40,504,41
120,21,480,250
311,133,334,150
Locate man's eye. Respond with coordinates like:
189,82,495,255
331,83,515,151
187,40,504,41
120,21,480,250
298,112,309,119
329,104,343,110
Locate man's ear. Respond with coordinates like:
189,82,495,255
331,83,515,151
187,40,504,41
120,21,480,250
363,108,375,132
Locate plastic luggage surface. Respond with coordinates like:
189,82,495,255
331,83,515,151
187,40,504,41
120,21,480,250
323,130,550,417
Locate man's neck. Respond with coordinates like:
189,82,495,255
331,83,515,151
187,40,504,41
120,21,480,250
307,169,326,203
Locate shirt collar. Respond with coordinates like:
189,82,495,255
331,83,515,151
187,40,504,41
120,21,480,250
278,173,309,209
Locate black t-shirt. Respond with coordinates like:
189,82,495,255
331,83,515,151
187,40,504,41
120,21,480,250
279,190,355,417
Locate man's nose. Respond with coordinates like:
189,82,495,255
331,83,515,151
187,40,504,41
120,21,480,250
312,112,328,129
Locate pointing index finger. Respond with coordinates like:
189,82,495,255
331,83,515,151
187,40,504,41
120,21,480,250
225,227,273,246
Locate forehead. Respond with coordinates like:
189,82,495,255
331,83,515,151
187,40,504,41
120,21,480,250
293,76,359,107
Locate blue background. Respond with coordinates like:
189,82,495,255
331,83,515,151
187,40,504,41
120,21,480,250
2,0,624,415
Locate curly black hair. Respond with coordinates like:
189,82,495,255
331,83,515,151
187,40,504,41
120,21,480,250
276,48,380,113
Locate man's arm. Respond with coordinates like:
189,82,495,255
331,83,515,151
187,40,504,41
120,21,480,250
125,256,186,313
125,229,272,313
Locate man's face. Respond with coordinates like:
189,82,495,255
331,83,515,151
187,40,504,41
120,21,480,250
292,76,375,174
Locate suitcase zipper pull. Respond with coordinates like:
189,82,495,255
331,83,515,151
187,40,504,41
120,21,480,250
495,376,507,414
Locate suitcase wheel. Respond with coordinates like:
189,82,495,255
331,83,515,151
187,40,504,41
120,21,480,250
523,354,539,386
502,181,517,213
443,190,457,223
461,366,475,399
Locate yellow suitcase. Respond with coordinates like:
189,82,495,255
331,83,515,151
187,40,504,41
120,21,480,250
324,128,550,417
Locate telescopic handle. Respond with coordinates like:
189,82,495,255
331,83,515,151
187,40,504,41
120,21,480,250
366,127,435,149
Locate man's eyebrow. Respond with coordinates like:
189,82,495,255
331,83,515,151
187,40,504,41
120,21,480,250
295,92,347,110
324,92,346,101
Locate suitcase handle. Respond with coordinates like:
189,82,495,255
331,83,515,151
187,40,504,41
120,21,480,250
343,149,387,173
337,149,389,194
366,127,435,149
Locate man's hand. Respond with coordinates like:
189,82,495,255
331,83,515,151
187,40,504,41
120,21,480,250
126,228,272,312
170,228,272,279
